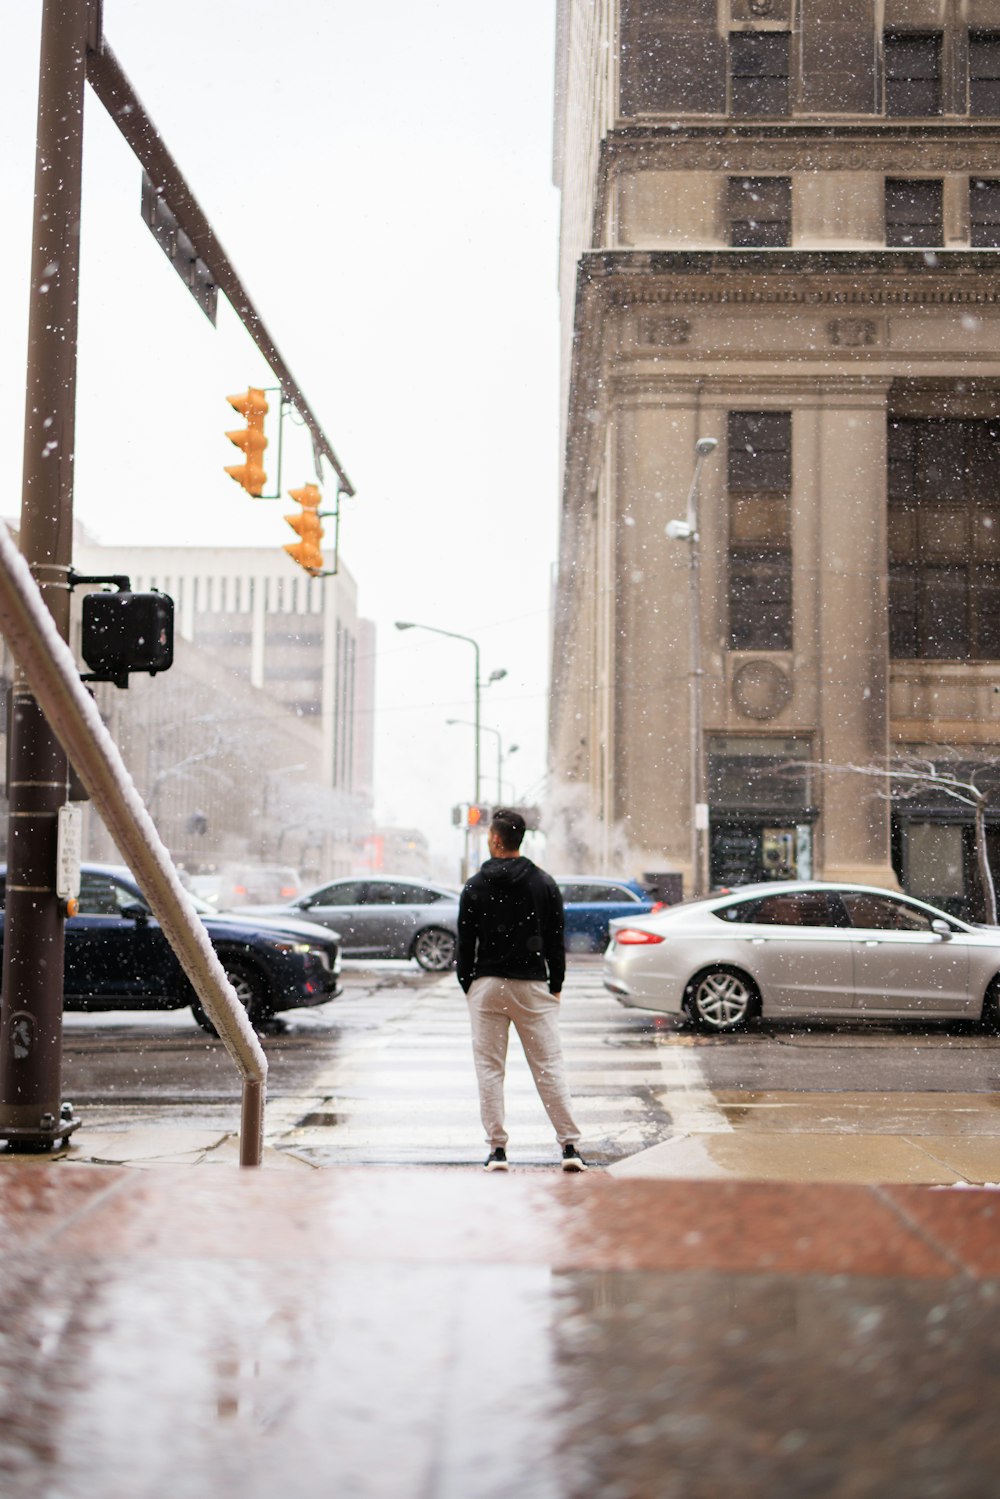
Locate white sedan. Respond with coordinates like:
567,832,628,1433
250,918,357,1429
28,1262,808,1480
603,881,1000,1032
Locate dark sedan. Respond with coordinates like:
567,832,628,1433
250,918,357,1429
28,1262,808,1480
0,864,342,1032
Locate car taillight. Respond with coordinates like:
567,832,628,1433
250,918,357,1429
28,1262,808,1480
615,928,665,945
650,901,667,913
280,886,296,898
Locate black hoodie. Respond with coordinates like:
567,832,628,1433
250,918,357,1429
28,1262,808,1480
457,856,565,995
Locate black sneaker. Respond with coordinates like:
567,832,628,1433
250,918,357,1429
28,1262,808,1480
561,1143,588,1173
484,1147,509,1172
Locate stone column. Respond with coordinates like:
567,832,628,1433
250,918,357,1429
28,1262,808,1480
814,381,897,887
613,384,719,887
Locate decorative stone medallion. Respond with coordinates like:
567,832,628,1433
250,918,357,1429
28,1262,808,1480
732,659,793,720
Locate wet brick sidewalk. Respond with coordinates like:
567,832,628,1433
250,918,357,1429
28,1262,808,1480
1,1162,999,1498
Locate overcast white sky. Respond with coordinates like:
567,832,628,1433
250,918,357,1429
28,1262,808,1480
1,1,562,873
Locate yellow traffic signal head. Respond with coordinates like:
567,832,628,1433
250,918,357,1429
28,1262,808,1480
288,483,322,511
227,388,268,420
225,387,268,496
284,484,325,572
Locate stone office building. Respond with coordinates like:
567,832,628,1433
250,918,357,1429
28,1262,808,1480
550,0,1000,913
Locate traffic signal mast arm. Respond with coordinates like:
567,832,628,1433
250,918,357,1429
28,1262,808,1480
84,33,354,499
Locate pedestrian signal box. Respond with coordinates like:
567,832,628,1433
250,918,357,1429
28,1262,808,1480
81,590,174,690
467,805,491,828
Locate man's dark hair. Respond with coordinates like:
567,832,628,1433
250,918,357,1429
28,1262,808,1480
491,807,526,852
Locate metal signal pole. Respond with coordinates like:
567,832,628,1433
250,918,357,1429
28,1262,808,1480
0,0,91,1149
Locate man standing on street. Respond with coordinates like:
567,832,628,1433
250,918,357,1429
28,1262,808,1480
457,807,587,1173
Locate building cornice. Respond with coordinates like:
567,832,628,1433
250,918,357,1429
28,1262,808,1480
581,248,1000,304
603,122,1000,174
562,249,1000,512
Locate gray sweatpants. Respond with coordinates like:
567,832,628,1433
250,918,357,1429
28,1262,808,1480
466,975,581,1150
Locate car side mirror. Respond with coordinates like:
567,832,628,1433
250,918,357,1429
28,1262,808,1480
121,902,150,926
931,919,952,940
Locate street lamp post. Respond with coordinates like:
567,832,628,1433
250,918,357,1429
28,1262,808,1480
395,622,505,872
446,719,519,803
260,762,307,859
665,435,719,900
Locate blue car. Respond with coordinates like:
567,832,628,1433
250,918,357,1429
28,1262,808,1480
0,863,342,1032
556,878,657,953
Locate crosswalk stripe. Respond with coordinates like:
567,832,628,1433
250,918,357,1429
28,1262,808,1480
268,968,684,1162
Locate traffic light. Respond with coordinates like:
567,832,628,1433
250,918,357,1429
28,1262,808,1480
225,387,268,496
467,804,491,828
284,483,325,572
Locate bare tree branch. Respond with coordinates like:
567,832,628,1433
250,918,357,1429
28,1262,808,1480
787,757,997,924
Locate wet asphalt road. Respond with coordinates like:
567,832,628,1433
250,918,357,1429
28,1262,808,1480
57,956,1000,1166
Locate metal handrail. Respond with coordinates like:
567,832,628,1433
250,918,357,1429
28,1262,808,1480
0,523,268,1165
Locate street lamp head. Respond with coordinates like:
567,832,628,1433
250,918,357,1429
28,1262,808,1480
509,744,520,756
665,519,694,542
695,436,718,457
487,668,507,684
394,621,414,631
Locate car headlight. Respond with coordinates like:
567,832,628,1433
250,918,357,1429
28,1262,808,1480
266,939,334,972
267,939,313,955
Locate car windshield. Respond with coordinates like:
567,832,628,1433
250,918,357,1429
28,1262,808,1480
90,872,218,919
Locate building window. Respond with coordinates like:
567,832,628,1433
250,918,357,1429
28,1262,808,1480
729,31,790,117
885,178,943,247
970,178,1000,245
728,411,792,652
707,736,811,812
969,31,1000,115
888,417,1000,659
884,31,942,116
727,177,791,248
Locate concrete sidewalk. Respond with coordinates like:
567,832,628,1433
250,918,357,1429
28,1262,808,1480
1,1154,998,1498
608,1089,1000,1186
54,1085,1000,1186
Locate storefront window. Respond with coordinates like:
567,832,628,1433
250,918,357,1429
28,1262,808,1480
903,822,965,905
707,737,813,887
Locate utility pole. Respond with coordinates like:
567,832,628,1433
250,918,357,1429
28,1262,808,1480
666,435,718,901
0,0,91,1149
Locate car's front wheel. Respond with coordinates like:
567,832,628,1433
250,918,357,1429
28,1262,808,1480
191,955,271,1035
686,967,759,1033
982,975,1000,1034
412,927,457,971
